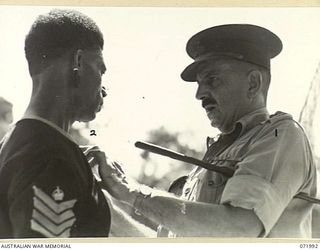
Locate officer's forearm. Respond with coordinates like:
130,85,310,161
103,191,156,237
109,204,156,237
98,162,263,237
133,191,263,237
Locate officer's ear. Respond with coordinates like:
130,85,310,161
247,69,263,99
71,49,83,88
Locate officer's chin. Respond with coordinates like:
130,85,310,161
209,118,224,132
207,115,218,128
210,121,219,129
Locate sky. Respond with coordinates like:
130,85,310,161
0,6,319,178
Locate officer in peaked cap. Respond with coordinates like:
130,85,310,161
92,24,317,238
181,24,282,81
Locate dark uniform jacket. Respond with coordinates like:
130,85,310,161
0,118,111,238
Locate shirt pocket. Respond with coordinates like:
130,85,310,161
197,160,239,203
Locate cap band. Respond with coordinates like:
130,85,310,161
194,51,244,62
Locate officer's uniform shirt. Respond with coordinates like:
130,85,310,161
0,116,111,238
174,108,316,237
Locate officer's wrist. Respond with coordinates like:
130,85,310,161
132,185,153,216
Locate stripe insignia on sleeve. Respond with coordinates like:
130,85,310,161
31,185,77,237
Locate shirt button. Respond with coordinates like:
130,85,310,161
208,180,214,186
185,188,191,195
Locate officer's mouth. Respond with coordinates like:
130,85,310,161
202,99,218,112
205,104,217,113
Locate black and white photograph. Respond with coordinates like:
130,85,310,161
0,3,320,243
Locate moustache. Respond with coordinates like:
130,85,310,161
202,98,217,108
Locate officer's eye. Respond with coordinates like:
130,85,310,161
204,75,220,87
209,75,219,81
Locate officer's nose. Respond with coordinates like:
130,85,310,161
195,83,209,100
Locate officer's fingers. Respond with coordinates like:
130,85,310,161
113,161,125,175
85,148,105,158
99,159,120,182
86,150,108,167
80,145,100,156
99,160,114,177
86,154,102,169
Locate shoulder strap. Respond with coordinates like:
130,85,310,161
233,112,320,205
234,111,292,160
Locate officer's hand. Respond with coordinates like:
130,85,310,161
81,145,125,180
99,157,138,205
81,145,136,204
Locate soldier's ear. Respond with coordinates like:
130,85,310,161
247,69,262,99
71,50,83,88
73,49,83,70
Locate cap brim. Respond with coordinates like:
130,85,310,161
181,61,204,82
181,56,224,82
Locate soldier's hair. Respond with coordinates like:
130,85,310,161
25,9,104,76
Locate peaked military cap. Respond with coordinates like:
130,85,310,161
181,24,282,82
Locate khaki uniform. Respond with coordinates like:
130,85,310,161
162,108,317,237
